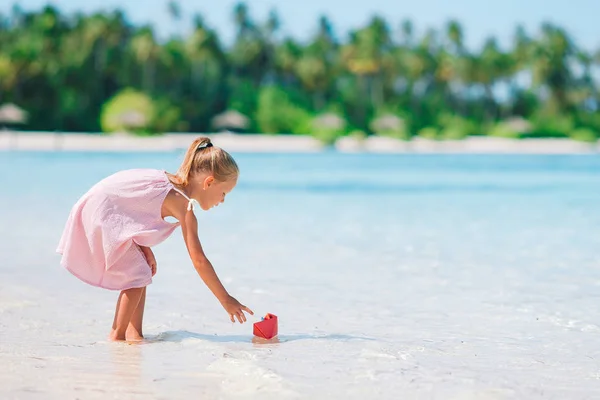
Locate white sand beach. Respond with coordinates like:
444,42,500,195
0,130,598,154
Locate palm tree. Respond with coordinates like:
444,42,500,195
166,0,182,39
342,16,391,108
446,19,464,55
400,30,438,127
233,2,252,37
130,26,159,92
292,15,339,110
460,38,512,120
400,19,414,47
530,23,576,113
274,38,301,86
261,9,281,85
229,3,269,86
571,50,596,112
167,1,181,21
295,53,328,110
593,49,600,109
184,15,227,129
0,3,596,138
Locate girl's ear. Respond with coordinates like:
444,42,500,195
203,175,215,190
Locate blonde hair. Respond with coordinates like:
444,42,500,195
169,136,239,187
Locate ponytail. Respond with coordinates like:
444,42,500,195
170,136,238,187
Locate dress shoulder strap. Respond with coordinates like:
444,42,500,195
170,187,200,212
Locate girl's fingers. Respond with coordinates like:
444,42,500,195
229,307,253,323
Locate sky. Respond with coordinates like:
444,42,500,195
2,0,599,52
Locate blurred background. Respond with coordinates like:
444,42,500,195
0,0,598,146
2,2,600,399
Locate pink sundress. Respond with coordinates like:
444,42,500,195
56,168,195,290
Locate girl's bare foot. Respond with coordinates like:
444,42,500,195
126,287,146,341
108,329,143,342
125,326,144,342
110,287,145,342
108,329,126,341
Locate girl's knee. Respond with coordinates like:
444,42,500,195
122,286,145,295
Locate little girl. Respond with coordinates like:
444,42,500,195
56,136,253,341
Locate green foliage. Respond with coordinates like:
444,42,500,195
436,114,478,140
1,4,599,144
511,90,540,118
311,113,348,145
256,86,313,134
349,130,367,141
228,79,258,119
100,89,156,135
487,123,521,139
575,111,600,133
527,112,574,138
440,127,468,140
312,127,344,146
569,128,598,143
418,127,439,140
369,112,410,140
374,128,409,140
152,97,182,133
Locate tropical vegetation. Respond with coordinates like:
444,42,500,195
0,2,599,143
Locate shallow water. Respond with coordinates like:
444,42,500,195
1,151,600,399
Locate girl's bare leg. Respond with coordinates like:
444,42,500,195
109,287,145,341
126,287,146,341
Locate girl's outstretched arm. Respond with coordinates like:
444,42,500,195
180,208,229,301
180,211,253,323
163,190,253,323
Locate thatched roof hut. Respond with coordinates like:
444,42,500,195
115,110,148,128
370,114,405,133
502,116,533,133
0,103,28,124
212,110,250,132
312,112,346,130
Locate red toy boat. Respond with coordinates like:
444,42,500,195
253,313,278,339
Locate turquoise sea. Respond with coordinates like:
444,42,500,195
1,150,599,399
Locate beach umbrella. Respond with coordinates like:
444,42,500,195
312,112,346,130
502,116,533,134
0,103,28,125
211,110,250,132
110,110,149,131
370,114,404,133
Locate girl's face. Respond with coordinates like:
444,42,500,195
194,175,237,211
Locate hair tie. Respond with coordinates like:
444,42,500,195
197,142,213,151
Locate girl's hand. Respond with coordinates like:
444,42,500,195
221,295,254,323
140,246,157,276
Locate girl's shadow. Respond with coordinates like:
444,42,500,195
148,331,376,345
